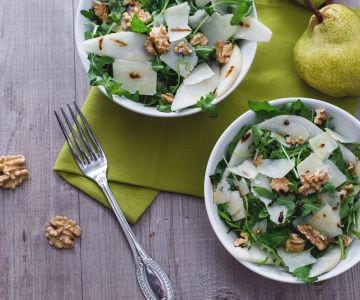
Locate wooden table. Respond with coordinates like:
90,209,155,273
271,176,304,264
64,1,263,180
1,1,359,299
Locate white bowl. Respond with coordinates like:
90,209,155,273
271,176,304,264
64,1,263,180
75,0,258,117
204,97,360,283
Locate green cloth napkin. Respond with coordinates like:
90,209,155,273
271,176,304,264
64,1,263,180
54,0,359,224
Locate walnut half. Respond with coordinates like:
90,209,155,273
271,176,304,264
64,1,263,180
0,155,29,189
233,232,249,248
297,224,330,250
285,233,305,252
298,170,328,196
92,1,109,23
45,216,81,249
215,41,233,64
271,178,291,193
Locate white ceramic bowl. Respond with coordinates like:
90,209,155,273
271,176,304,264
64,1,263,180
75,0,258,117
204,97,360,283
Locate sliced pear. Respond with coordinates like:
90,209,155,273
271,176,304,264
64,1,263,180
309,247,342,277
189,9,209,29
258,115,323,141
309,132,338,160
233,17,272,42
318,192,341,208
213,179,231,204
82,32,150,61
215,44,243,97
324,159,346,188
277,248,316,272
227,191,245,217
171,63,219,111
112,59,157,95
268,205,288,225
251,174,272,206
195,0,211,7
252,219,268,233
164,2,191,42
325,128,356,144
237,178,249,196
338,143,357,164
308,203,343,237
228,160,258,180
297,153,327,176
160,39,198,78
183,63,215,85
257,159,295,178
200,13,238,46
271,132,291,148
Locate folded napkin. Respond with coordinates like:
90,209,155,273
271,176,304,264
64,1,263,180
54,0,359,224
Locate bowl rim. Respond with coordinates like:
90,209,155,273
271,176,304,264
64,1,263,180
204,97,360,284
74,0,258,118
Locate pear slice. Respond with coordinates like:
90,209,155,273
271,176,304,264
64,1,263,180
183,63,215,85
309,132,338,160
189,9,209,29
227,191,245,216
213,179,231,204
325,128,356,144
112,59,157,95
164,2,191,42
297,153,327,176
215,44,243,97
171,63,219,111
257,159,295,178
277,248,316,272
251,174,272,206
237,178,249,196
200,13,238,46
308,203,343,237
268,205,288,225
324,159,346,188
196,0,211,7
309,247,342,278
228,160,258,180
82,32,150,61
233,244,271,264
338,143,356,164
233,17,272,42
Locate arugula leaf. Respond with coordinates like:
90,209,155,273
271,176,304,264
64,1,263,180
230,0,253,25
291,266,318,283
131,15,151,33
300,195,322,217
87,54,114,83
248,101,281,118
253,186,274,200
108,0,125,24
318,182,336,193
195,93,218,117
195,45,215,60
217,203,243,232
257,228,290,248
329,148,346,173
156,102,172,112
81,9,97,21
272,194,296,218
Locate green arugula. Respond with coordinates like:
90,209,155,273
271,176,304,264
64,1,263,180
131,15,151,33
195,93,218,117
217,203,243,232
195,46,215,60
257,228,290,248
299,195,321,217
291,266,318,283
230,0,253,25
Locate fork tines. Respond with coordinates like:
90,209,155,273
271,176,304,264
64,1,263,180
54,102,104,166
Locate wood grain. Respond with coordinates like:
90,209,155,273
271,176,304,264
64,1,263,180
0,0,359,299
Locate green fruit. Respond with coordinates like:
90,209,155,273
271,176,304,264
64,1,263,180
295,0,327,8
293,4,360,97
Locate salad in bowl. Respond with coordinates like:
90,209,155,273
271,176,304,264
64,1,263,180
205,99,360,283
77,0,271,116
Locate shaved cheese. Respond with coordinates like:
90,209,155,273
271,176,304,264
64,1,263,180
309,247,341,277
325,128,356,144
171,63,219,111
164,2,191,42
233,244,270,264
252,219,268,234
251,174,272,206
268,205,288,225
213,180,231,204
189,9,209,29
227,191,244,215
338,143,357,164
215,45,243,97
257,159,295,178
200,13,238,46
112,59,156,95
297,153,327,177
160,39,198,78
258,115,323,141
309,132,338,160
195,0,211,7
238,178,249,196
318,192,341,208
82,32,150,61
324,159,346,188
277,248,316,272
233,17,272,42
183,63,214,85
229,160,258,179
232,208,246,221
308,203,343,237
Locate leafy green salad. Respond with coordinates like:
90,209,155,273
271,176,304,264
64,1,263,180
211,100,360,282
80,0,271,114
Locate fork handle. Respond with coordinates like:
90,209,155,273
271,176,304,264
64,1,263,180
96,176,174,300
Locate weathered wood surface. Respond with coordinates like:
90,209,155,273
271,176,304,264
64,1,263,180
0,0,359,299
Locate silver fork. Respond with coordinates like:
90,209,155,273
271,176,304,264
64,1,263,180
55,103,174,300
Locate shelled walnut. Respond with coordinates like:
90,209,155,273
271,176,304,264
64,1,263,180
298,170,328,196
190,33,208,46
314,109,327,125
233,232,249,248
174,41,192,56
45,216,81,249
145,25,169,55
297,224,330,250
0,155,29,189
215,41,233,64
285,233,305,252
271,178,291,193
92,1,109,23
121,1,151,30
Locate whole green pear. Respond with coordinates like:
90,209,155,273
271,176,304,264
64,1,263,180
294,4,360,97
295,0,327,8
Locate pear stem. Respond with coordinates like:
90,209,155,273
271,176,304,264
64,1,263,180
304,0,323,24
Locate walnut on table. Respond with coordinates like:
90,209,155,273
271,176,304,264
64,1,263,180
45,216,81,249
298,170,328,196
92,1,109,23
270,177,291,193
314,109,327,125
215,41,233,64
285,233,305,252
297,224,330,251
0,155,29,189
121,1,152,30
144,25,169,55
190,33,208,46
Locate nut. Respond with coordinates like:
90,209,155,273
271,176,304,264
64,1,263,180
314,109,327,125
215,41,233,64
285,135,305,145
233,232,249,248
161,93,174,104
45,216,81,249
285,233,305,252
339,184,353,199
174,41,192,56
190,32,208,46
0,155,29,189
146,25,169,54
347,163,355,175
121,1,152,30
297,224,330,250
298,170,328,196
253,154,263,166
270,178,291,193
341,234,353,247
92,1,109,23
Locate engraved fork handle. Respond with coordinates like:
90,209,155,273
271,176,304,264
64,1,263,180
96,176,174,300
